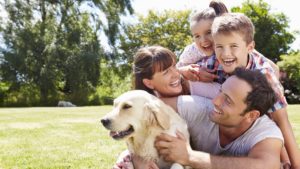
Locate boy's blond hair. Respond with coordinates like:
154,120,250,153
211,13,255,45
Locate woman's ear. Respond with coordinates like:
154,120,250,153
143,79,154,89
247,41,255,52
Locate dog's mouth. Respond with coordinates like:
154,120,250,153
110,125,134,140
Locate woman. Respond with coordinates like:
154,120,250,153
113,46,192,169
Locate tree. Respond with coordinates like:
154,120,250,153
118,10,192,70
231,0,295,62
0,0,133,106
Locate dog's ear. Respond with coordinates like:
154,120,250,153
144,100,170,130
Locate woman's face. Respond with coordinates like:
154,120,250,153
143,64,182,97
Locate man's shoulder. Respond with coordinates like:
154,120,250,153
247,115,283,143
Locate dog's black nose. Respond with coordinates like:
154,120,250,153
101,119,111,127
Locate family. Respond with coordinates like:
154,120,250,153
112,1,300,169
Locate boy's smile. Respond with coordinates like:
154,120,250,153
213,32,254,73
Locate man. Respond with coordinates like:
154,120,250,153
155,68,283,169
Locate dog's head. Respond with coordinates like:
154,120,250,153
101,90,171,140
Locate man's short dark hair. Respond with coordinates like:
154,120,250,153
233,68,277,116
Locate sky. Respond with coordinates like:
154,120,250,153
131,0,300,51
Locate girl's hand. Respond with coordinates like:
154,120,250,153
196,67,218,82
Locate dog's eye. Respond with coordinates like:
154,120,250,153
122,104,132,109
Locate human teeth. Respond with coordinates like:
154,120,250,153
222,58,235,66
170,80,180,86
214,107,222,114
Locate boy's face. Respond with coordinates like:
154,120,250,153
213,32,254,73
191,19,214,56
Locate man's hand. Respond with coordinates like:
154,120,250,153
155,131,191,166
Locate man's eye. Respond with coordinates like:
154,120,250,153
225,97,231,105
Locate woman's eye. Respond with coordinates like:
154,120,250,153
163,69,169,75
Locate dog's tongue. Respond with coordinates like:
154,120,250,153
110,131,118,137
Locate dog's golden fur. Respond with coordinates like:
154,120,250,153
101,90,189,169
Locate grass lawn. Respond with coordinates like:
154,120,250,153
0,105,299,169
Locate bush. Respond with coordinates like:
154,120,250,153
278,53,300,104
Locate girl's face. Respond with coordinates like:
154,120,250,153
143,64,182,97
191,19,214,56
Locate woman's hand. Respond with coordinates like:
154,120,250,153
132,155,159,169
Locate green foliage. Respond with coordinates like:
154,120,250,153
231,0,295,62
89,63,132,105
278,53,300,103
0,0,133,106
118,10,192,67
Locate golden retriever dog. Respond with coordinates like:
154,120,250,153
101,90,190,169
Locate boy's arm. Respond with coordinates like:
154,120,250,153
271,108,300,169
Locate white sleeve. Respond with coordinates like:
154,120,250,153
189,81,221,99
177,95,213,124
177,43,206,68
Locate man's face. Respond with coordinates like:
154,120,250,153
213,32,254,73
210,75,252,128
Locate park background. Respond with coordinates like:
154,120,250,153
0,0,299,168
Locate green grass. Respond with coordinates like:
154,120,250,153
0,105,299,169
0,106,126,169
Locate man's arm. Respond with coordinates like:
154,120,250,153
155,132,282,169
203,138,282,169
